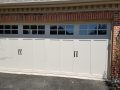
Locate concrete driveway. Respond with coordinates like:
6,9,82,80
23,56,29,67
0,73,113,90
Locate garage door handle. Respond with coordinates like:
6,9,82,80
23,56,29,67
76,51,78,57
18,49,22,55
74,51,75,57
74,51,78,57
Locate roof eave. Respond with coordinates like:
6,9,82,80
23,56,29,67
0,0,117,7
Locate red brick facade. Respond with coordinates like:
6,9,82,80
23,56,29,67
0,11,112,23
112,12,120,79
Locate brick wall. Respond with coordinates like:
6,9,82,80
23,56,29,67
112,12,120,79
0,11,112,23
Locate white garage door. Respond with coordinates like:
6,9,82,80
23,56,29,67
0,23,110,80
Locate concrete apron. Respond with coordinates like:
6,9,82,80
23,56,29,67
0,73,112,90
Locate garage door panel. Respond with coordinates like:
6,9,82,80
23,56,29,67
0,39,8,60
0,39,19,68
0,39,9,67
19,39,34,69
34,39,46,70
91,40,108,75
73,40,91,74
61,40,74,72
46,39,60,71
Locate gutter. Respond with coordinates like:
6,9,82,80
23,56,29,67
0,0,118,8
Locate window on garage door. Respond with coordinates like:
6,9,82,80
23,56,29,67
0,25,18,34
23,25,45,35
79,24,108,35
50,25,74,35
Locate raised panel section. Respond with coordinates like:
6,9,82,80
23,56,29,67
0,38,19,68
46,39,60,72
18,39,34,69
73,40,91,74
34,39,46,70
91,40,108,76
60,40,74,72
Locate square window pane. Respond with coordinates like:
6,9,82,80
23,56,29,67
23,25,29,29
88,30,97,35
50,30,57,35
50,25,57,29
58,30,65,35
66,29,73,35
58,25,65,35
0,25,3,29
12,30,18,34
32,30,37,34
98,30,107,35
66,25,74,35
66,25,74,30
31,25,37,29
5,30,11,34
98,24,107,29
38,30,45,34
12,25,18,29
5,25,11,29
0,30,3,34
23,30,30,34
58,25,65,30
38,25,45,29
80,24,88,29
50,25,57,35
88,24,97,29
79,30,87,35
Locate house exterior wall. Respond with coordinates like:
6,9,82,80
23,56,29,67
0,0,120,82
